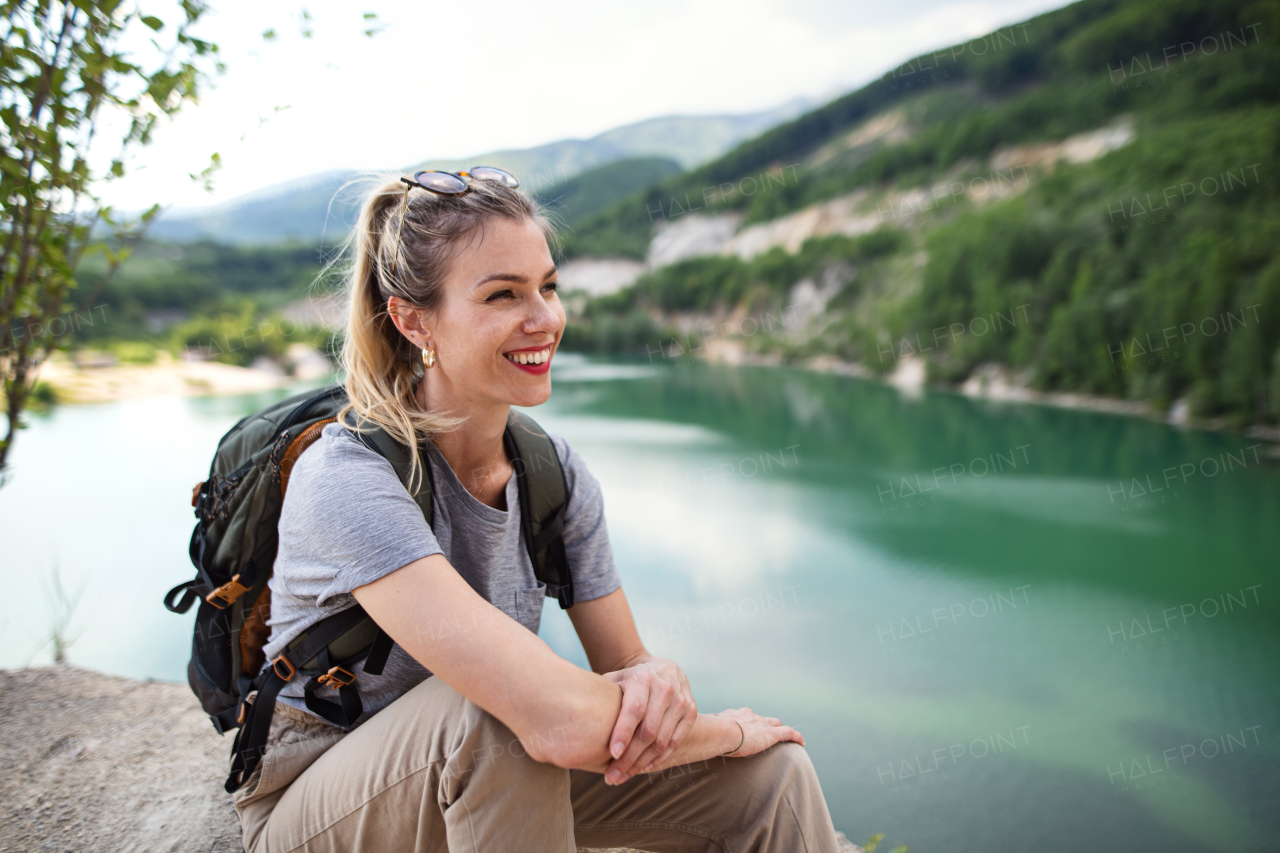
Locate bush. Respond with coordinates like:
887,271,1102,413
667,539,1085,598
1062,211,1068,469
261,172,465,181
110,340,157,364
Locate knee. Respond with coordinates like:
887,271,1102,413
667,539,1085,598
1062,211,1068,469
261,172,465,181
753,741,823,799
727,743,835,850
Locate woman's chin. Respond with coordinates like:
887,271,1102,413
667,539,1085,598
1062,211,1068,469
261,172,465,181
503,379,553,409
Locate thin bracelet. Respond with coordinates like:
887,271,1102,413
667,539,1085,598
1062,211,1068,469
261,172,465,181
721,718,745,757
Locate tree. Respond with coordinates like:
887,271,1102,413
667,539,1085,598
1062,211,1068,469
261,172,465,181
0,0,219,482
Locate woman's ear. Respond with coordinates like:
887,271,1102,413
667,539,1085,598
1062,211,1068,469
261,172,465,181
387,296,432,348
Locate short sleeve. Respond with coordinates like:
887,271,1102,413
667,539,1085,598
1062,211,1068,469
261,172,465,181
275,423,443,610
551,434,622,602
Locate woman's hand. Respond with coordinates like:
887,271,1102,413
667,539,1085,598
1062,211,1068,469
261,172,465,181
601,656,697,785
707,707,805,759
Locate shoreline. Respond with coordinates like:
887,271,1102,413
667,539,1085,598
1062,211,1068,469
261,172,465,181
33,343,1277,452
687,342,1280,449
34,349,327,406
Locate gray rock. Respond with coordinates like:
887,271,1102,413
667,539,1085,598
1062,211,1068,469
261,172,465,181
0,666,861,853
0,665,242,853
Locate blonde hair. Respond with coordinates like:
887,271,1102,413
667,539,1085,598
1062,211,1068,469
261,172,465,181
336,173,557,493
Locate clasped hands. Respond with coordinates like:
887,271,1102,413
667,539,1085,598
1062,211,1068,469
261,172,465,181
601,654,698,785
602,655,807,785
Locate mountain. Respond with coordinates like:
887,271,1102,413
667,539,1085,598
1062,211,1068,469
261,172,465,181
144,169,362,246
407,100,813,182
563,0,1280,427
145,100,811,246
533,157,682,227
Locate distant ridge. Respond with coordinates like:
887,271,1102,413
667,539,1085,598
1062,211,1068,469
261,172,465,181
147,99,812,246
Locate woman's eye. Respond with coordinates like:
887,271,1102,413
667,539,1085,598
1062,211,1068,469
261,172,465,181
484,282,556,303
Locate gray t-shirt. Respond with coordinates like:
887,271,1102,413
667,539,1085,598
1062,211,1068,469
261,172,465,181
262,421,621,725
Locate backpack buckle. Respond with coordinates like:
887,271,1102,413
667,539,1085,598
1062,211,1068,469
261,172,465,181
205,574,250,609
317,665,355,689
272,656,297,681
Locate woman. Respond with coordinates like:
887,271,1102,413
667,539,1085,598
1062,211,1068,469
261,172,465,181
231,167,843,852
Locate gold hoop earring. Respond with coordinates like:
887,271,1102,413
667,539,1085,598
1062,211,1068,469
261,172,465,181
422,346,436,369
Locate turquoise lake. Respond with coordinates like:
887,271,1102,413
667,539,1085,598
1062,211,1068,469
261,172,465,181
2,354,1276,851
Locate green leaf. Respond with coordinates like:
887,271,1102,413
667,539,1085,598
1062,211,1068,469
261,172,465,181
141,15,164,31
262,28,277,41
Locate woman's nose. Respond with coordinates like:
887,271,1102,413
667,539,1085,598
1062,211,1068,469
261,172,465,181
523,292,562,332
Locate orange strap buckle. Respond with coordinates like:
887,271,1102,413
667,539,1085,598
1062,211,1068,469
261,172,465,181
272,656,297,681
317,666,356,689
205,574,250,609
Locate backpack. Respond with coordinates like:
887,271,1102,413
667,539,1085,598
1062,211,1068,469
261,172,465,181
162,383,575,793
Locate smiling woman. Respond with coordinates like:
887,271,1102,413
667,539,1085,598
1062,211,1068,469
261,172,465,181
227,171,843,853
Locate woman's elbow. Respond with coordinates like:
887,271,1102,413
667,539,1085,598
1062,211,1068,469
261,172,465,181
521,723,609,769
518,695,615,769
512,666,621,769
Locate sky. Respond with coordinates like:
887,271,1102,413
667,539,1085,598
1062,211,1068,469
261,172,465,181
101,0,1073,211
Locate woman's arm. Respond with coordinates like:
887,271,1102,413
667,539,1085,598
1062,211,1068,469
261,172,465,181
351,554,744,773
568,587,700,783
565,586,647,674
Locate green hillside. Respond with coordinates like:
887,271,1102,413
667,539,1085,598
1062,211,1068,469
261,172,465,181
534,157,682,227
68,240,333,366
563,0,1280,426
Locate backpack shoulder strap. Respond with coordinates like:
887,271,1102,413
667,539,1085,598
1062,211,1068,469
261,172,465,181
338,410,434,526
504,409,574,609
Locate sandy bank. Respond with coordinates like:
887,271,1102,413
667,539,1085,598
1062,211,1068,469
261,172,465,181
0,666,862,853
35,351,295,405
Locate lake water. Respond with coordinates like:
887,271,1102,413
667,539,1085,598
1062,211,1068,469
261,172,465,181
2,354,1277,852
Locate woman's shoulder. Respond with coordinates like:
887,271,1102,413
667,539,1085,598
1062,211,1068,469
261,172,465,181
300,420,387,465
287,421,401,497
277,422,435,560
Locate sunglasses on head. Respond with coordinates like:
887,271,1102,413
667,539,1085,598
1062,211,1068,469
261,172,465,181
390,166,520,274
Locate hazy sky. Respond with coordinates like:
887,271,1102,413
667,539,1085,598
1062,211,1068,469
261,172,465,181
102,0,1071,210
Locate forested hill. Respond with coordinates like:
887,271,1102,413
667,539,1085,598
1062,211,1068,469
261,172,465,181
564,0,1280,428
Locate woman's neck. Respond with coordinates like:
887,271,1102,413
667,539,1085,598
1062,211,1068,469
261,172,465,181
417,375,513,509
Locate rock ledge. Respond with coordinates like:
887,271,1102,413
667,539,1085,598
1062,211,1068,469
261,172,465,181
0,666,860,852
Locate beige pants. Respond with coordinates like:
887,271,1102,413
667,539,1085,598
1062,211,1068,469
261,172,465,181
233,676,842,853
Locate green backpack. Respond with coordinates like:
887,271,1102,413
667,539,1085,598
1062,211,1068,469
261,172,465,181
163,383,575,792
